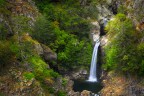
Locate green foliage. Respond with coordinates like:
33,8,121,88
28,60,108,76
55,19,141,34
10,39,35,62
12,16,32,35
48,87,55,93
0,23,8,40
23,72,35,80
10,42,20,54
79,2,98,19
0,0,5,7
0,92,4,96
41,83,55,94
28,56,59,81
32,16,56,45
0,41,15,67
55,31,92,69
118,5,128,14
42,4,91,39
103,46,118,70
32,2,93,70
104,13,144,75
62,78,68,87
57,90,67,96
29,56,48,72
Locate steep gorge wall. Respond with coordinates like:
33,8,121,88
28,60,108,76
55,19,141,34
122,0,144,31
0,1,68,96
0,0,39,38
100,0,144,96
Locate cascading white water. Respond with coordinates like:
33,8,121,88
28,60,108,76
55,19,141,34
88,40,100,82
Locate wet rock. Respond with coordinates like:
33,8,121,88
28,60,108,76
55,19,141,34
90,21,100,45
71,69,88,79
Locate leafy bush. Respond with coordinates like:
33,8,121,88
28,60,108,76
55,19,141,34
62,78,68,87
43,4,91,39
0,23,8,40
0,0,5,7
48,87,55,93
104,14,144,75
32,0,93,70
32,16,92,70
28,56,59,81
57,90,67,96
32,16,56,45
12,16,32,35
10,38,35,62
0,41,15,67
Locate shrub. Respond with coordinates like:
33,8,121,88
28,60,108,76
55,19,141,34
0,23,8,40
12,16,32,35
47,87,55,93
32,0,93,70
57,90,67,96
0,41,15,67
0,0,5,7
104,13,144,75
62,78,68,87
23,72,35,80
32,16,56,45
28,56,59,81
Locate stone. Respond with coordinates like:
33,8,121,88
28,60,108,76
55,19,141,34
80,69,88,75
100,36,108,46
34,43,43,55
90,21,100,45
71,69,88,80
81,90,91,96
41,44,57,64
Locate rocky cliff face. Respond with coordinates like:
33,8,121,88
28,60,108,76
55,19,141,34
0,0,39,36
121,0,144,31
101,71,144,96
8,0,39,20
100,0,144,96
0,1,68,96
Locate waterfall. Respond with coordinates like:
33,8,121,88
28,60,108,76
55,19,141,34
88,40,100,82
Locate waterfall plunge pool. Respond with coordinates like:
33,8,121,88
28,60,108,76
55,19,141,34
73,79,103,94
73,40,103,94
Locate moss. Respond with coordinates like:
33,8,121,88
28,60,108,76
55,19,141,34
0,93,5,96
22,34,39,44
57,90,67,96
62,78,68,87
41,83,55,95
28,56,59,81
23,72,35,80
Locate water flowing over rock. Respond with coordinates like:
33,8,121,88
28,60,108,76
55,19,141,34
88,41,100,82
